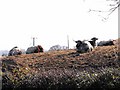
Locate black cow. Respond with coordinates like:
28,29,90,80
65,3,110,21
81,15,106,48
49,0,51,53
8,46,22,56
26,45,43,54
97,40,115,46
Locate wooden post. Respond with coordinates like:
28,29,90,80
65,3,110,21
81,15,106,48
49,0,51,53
32,37,37,46
67,35,69,49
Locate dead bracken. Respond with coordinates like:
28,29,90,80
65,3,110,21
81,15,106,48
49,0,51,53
1,39,120,89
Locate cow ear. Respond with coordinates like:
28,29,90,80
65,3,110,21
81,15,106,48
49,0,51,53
95,37,98,40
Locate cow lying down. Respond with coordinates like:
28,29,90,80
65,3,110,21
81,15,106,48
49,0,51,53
8,46,22,56
75,37,98,53
26,45,43,54
97,40,115,46
75,40,93,53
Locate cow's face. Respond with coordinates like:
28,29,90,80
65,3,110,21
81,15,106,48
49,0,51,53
75,40,82,47
76,41,90,53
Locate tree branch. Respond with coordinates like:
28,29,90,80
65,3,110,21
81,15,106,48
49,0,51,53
85,0,119,20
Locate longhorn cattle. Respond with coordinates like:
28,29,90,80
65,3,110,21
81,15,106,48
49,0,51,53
26,45,43,54
8,46,22,56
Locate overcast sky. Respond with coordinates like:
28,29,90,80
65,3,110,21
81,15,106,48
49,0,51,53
0,0,118,51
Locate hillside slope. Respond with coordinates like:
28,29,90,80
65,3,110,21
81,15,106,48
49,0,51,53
1,39,120,89
2,45,119,70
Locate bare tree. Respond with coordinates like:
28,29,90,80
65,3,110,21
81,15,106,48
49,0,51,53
83,0,119,21
49,45,68,51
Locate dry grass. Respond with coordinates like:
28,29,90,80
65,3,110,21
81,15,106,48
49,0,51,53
1,39,120,89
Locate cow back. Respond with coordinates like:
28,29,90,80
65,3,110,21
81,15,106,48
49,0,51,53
26,47,37,54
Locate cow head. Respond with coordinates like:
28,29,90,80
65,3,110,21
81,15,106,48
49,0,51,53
91,37,98,41
37,45,44,52
75,40,92,53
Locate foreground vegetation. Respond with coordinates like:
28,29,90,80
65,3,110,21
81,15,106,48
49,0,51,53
1,39,120,89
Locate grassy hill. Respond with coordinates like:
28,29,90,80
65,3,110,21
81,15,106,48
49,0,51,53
1,39,120,89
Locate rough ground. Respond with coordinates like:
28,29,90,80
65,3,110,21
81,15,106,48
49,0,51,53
1,38,120,89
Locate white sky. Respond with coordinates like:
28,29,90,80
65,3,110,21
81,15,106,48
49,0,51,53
0,0,118,51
